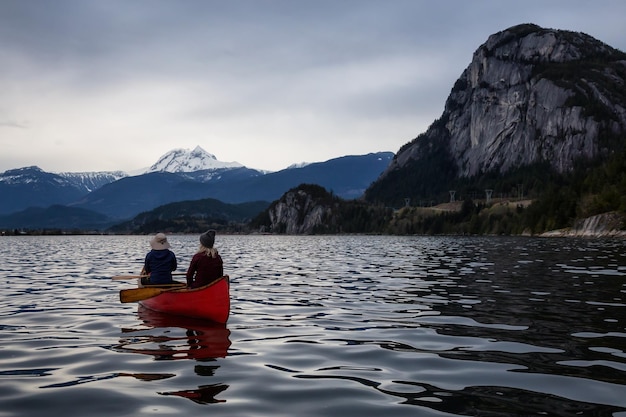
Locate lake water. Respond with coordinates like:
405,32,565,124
1,234,625,416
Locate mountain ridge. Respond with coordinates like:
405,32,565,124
0,167,87,215
58,170,128,193
72,152,393,219
0,150,394,227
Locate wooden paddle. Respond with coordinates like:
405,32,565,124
119,284,186,303
112,272,187,281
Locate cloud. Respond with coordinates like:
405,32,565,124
0,0,625,172
0,121,28,129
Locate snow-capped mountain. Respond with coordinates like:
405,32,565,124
58,170,127,193
146,146,243,173
72,151,394,219
0,166,72,186
286,162,311,169
0,148,395,225
0,166,87,215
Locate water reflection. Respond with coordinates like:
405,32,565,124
114,306,232,404
40,371,175,388
117,305,231,361
159,383,228,404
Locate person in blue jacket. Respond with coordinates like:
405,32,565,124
142,233,177,285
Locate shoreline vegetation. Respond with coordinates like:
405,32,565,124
3,201,624,238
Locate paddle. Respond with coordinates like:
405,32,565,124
119,284,186,303
112,272,187,281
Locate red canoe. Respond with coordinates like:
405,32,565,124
139,276,230,323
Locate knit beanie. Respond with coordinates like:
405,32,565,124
200,229,216,248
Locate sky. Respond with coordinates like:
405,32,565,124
1,0,625,173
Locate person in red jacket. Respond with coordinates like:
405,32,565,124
186,229,224,288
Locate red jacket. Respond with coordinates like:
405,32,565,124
186,251,223,288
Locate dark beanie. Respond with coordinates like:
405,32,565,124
200,229,216,248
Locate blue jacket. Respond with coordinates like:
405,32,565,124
144,249,177,284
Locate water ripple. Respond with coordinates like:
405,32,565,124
1,235,625,416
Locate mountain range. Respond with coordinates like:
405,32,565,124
0,147,393,229
2,24,625,235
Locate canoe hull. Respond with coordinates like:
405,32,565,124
139,276,230,323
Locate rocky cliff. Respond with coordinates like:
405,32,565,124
257,184,392,234
541,212,626,237
267,185,336,234
367,24,626,202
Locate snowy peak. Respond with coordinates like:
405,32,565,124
0,166,56,185
147,146,243,173
58,171,128,193
286,162,311,170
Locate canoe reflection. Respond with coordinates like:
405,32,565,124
159,383,228,404
117,305,231,361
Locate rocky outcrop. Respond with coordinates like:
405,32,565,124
256,183,395,235
267,185,336,234
541,212,626,237
380,24,626,180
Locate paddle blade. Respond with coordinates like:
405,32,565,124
119,287,165,303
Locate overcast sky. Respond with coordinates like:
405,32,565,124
1,0,625,173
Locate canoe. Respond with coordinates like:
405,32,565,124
138,275,230,323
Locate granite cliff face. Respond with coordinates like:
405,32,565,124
259,184,392,234
261,25,626,236
541,212,626,237
267,185,335,234
377,24,626,186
